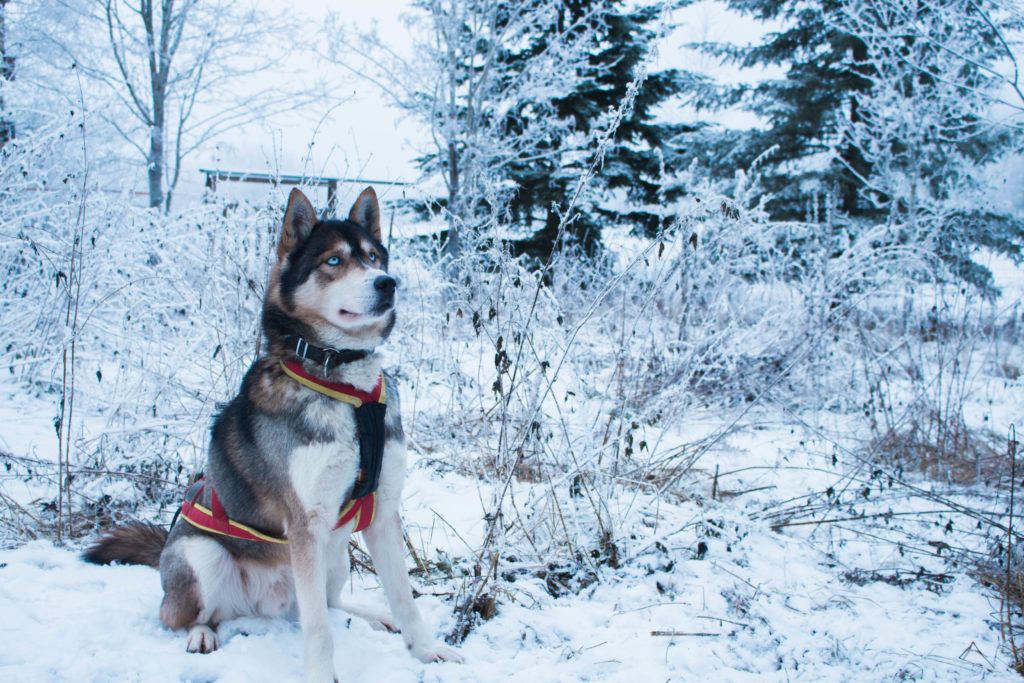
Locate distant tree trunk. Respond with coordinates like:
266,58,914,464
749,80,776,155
443,20,461,269
147,122,164,209
839,36,871,215
445,140,461,263
106,0,173,210
0,0,13,150
144,0,169,210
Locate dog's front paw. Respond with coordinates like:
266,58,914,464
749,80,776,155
409,641,465,664
185,625,220,654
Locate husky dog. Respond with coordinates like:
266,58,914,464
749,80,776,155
84,188,462,681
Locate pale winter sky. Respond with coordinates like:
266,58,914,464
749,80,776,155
181,0,772,208
184,0,422,207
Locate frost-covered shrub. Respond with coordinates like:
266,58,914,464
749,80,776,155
855,278,1012,483
387,165,1018,596
0,116,280,530
386,180,885,572
1,112,1016,604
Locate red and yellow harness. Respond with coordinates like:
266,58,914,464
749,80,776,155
178,359,387,541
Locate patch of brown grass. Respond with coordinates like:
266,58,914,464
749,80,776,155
977,551,1024,675
870,413,1003,486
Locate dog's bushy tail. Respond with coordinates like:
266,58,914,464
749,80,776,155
82,523,168,568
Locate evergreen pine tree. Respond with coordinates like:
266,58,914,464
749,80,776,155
681,0,1022,290
506,0,692,261
681,0,872,220
836,0,1023,291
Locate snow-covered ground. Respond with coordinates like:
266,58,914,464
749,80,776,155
1,405,1018,681
0,530,1006,682
1,209,1020,680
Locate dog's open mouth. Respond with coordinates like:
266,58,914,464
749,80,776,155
338,309,364,321
338,307,391,322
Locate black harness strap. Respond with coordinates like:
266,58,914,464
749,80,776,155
169,478,205,531
352,402,387,499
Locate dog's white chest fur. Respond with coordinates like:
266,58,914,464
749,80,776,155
288,398,360,520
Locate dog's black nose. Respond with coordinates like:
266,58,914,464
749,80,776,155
374,275,396,293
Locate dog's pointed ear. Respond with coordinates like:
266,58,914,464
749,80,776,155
348,187,381,242
278,188,317,260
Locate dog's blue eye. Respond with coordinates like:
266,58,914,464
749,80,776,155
325,256,341,266
368,252,377,262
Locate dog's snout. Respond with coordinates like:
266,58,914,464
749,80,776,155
374,275,396,293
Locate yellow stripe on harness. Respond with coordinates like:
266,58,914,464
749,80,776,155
279,361,386,407
180,501,289,544
179,492,378,543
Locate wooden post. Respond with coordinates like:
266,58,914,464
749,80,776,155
327,180,338,216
